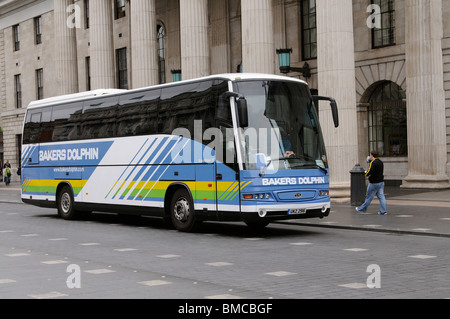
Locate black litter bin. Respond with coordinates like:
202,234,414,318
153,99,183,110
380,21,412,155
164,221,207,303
350,164,366,207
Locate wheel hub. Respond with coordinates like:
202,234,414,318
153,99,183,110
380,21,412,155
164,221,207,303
174,198,190,222
61,193,71,214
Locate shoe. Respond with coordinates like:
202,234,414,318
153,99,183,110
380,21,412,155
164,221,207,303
378,211,387,215
355,207,366,213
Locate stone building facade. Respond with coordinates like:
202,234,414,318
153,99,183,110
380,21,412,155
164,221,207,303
1,0,449,196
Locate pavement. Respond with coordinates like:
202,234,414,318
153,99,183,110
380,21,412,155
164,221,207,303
1,181,449,238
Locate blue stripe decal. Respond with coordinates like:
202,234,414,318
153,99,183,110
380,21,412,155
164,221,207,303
137,137,185,201
108,138,151,199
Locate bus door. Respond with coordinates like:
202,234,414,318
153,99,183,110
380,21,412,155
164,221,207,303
215,125,241,216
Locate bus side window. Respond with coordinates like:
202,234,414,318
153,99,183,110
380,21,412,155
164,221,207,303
52,102,83,142
161,81,219,138
81,96,118,140
160,84,194,136
192,81,215,136
216,85,232,123
39,107,54,143
23,107,53,145
23,112,42,144
117,89,160,137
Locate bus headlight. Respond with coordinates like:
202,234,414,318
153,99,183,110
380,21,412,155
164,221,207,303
243,193,272,201
318,190,330,196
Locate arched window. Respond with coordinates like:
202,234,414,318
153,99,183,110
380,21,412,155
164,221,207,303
368,81,407,156
157,24,166,84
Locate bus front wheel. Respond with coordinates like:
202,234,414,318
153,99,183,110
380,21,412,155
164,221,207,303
170,189,199,232
57,185,78,220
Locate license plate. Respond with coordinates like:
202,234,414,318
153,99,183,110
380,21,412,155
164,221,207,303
288,208,307,215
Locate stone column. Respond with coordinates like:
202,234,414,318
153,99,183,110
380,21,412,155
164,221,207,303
210,0,230,74
241,0,275,74
180,0,210,80
316,0,359,199
402,0,449,189
90,0,115,89
54,0,79,95
130,0,158,88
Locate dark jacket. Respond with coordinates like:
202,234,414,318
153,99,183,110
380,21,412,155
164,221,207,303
366,158,384,184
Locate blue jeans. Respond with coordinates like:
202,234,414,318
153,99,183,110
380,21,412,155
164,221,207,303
357,182,387,213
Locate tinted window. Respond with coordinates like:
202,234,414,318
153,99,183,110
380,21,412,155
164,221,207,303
160,81,215,137
117,89,160,137
80,96,119,139
39,107,53,143
214,80,232,124
51,102,83,142
23,79,231,145
23,111,42,144
23,107,53,144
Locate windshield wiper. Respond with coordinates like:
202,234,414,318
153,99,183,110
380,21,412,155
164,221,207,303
279,156,303,161
259,159,272,177
260,156,296,177
278,155,328,174
259,157,327,175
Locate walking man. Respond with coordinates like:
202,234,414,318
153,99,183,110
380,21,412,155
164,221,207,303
356,150,387,215
4,161,11,186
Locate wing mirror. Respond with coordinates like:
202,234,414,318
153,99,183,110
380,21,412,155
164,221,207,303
313,96,339,128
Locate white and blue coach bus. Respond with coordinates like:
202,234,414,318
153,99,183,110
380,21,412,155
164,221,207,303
21,74,339,232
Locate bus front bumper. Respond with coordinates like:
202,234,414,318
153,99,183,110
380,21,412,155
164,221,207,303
241,207,331,223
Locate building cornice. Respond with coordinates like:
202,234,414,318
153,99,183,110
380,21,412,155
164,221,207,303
0,0,38,14
0,0,53,29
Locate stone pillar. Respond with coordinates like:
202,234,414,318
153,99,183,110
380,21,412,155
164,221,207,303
241,0,275,74
166,0,180,79
402,0,449,189
54,0,79,95
90,0,115,89
210,0,230,74
130,0,158,88
180,0,210,80
316,0,359,199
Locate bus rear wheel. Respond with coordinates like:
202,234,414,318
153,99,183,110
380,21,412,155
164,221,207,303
57,185,78,220
170,189,199,232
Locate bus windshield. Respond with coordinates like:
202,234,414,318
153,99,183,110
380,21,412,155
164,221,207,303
233,80,328,172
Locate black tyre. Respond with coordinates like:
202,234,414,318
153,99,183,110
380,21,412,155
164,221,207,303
57,185,78,220
170,188,199,232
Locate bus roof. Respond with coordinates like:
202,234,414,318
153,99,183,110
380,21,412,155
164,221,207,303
200,73,307,86
26,73,307,110
27,89,127,109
